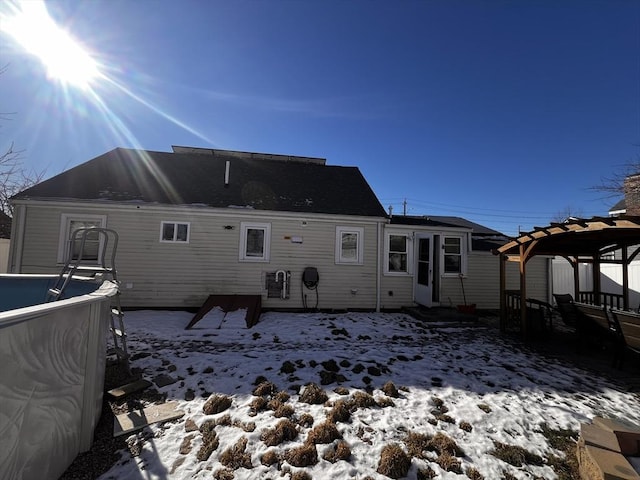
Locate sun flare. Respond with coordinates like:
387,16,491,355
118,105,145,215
1,1,100,89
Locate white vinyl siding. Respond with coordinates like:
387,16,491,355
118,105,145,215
13,202,384,309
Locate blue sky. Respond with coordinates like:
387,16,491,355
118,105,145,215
1,0,638,236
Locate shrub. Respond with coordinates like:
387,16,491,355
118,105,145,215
261,419,298,446
377,443,412,479
285,442,318,467
299,383,328,404
307,421,342,444
219,436,253,469
322,440,351,463
203,394,232,415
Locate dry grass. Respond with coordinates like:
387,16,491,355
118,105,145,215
213,468,235,480
477,403,492,413
428,432,465,457
260,449,280,466
291,471,312,480
465,466,485,479
307,421,342,444
273,404,295,419
285,442,318,467
248,396,267,416
431,396,444,408
377,443,412,479
299,383,328,404
376,396,395,408
298,413,315,428
261,419,298,446
203,394,232,415
219,436,253,470
404,431,432,459
350,391,377,409
417,465,436,479
274,390,291,403
540,424,579,480
436,452,462,474
459,421,473,432
490,441,544,467
322,440,352,463
196,420,219,461
327,399,351,423
382,381,400,398
333,386,350,395
215,414,232,426
252,381,278,396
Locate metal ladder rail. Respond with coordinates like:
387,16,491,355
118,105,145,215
46,228,129,369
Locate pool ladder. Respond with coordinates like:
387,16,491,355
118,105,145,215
47,227,129,370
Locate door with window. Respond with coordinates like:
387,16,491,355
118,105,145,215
414,234,433,306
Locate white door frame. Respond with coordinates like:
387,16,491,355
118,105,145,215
414,233,434,306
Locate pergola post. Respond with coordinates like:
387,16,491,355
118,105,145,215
519,244,528,339
622,245,629,310
593,254,601,306
571,257,580,301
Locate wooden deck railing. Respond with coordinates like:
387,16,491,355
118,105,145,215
577,291,624,309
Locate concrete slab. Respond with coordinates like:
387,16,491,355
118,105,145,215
582,423,623,453
578,444,640,480
594,417,640,456
107,378,152,399
113,401,184,437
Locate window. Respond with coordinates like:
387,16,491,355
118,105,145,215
57,214,107,263
385,233,409,274
443,236,463,274
160,221,190,243
240,222,271,262
335,226,364,264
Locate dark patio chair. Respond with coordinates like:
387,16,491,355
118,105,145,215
610,309,640,369
574,302,624,367
553,293,579,329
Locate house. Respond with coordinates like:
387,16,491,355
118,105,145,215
8,146,548,311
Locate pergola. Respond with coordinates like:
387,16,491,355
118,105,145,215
495,215,640,336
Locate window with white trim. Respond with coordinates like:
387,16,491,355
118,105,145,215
335,226,364,264
240,222,271,262
57,214,107,263
443,236,463,274
160,221,190,243
385,233,410,274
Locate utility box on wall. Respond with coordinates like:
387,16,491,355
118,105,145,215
265,270,291,299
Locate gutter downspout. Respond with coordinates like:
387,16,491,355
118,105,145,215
376,220,383,312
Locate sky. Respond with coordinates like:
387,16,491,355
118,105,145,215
0,0,639,237
68,309,640,479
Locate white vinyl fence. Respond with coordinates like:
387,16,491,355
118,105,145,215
552,257,640,310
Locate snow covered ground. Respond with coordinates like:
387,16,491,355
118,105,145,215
98,309,640,479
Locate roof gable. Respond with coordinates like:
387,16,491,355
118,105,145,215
14,148,387,217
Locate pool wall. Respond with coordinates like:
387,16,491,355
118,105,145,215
0,277,118,480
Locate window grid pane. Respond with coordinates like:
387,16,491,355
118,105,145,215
246,228,265,257
388,235,408,272
341,232,358,260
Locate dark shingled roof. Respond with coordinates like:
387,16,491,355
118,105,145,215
13,148,388,217
390,215,507,251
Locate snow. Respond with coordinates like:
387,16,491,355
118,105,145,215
99,310,640,479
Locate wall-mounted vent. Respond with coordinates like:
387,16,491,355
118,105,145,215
265,271,290,299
